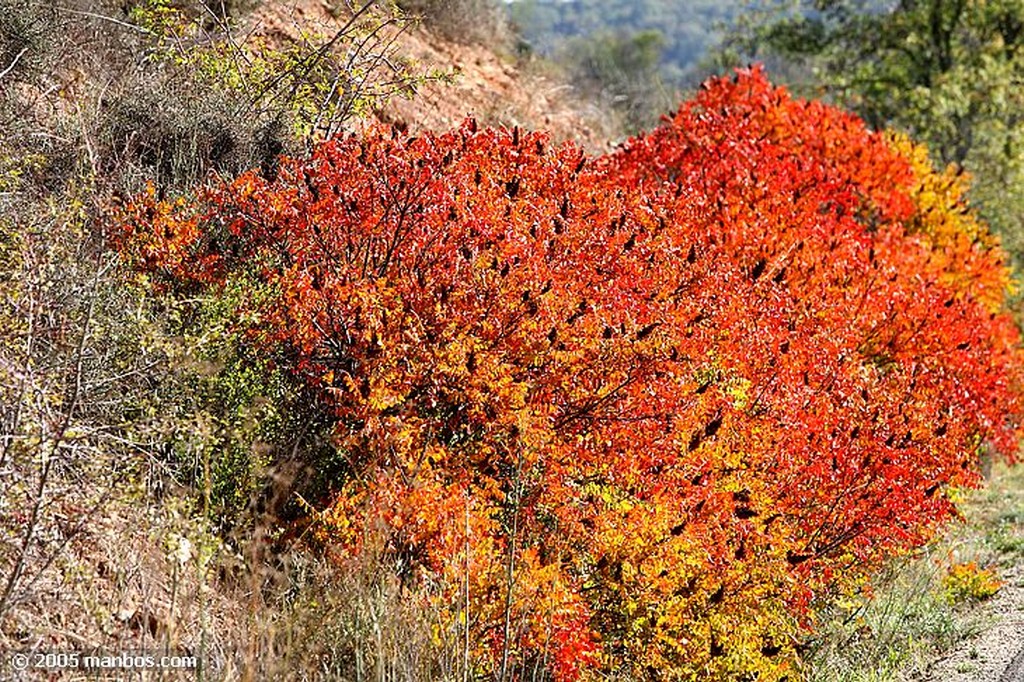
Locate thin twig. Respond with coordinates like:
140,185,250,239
48,5,157,36
0,47,29,83
499,450,525,682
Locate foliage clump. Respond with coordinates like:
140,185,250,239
943,561,1003,603
114,67,1024,680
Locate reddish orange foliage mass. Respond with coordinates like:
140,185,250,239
115,67,1023,680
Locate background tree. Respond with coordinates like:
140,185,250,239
508,0,747,131
508,0,743,86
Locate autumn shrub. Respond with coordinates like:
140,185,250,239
942,561,1003,603
113,67,1024,680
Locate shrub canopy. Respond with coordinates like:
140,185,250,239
115,67,1024,680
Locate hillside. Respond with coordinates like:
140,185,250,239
1,1,1022,681
250,0,617,149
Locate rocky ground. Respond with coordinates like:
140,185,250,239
903,459,1024,682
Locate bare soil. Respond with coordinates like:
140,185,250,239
248,0,619,151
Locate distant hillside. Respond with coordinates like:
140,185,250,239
507,0,744,86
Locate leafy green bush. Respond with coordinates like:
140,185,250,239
144,270,340,528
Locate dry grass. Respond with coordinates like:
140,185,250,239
0,443,469,680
